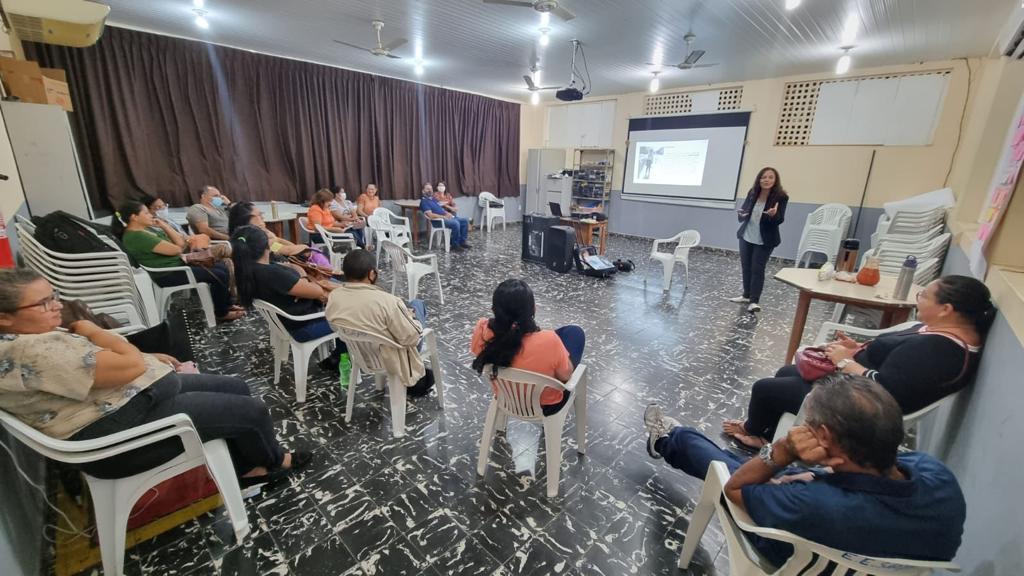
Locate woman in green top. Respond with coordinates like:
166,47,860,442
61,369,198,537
112,201,243,322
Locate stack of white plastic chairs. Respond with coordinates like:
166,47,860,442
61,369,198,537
795,203,851,267
15,216,156,334
865,207,949,285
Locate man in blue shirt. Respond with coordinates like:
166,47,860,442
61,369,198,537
419,183,470,250
643,374,965,569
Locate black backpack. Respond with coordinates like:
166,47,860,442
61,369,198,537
32,211,115,254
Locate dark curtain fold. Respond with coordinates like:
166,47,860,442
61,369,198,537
23,26,520,210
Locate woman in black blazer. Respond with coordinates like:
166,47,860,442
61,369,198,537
731,167,789,312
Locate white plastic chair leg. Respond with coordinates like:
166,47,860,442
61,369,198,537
374,373,386,391
542,415,565,497
291,343,309,403
388,379,408,438
661,260,675,291
407,270,420,301
203,440,251,543
434,271,444,305
154,288,170,322
426,332,444,410
477,401,499,475
678,466,720,568
85,477,129,576
574,374,587,454
345,367,359,422
196,283,216,327
271,338,285,384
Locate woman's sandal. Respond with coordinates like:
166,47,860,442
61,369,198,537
722,419,768,449
218,309,246,322
239,451,312,489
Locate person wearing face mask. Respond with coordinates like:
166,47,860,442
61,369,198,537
186,185,232,241
434,181,457,215
325,250,434,397
144,195,232,261
420,182,470,250
328,187,367,247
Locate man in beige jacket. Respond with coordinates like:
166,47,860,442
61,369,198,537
325,249,433,396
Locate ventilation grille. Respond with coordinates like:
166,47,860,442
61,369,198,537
643,86,743,116
8,15,45,43
1002,18,1024,59
775,70,952,146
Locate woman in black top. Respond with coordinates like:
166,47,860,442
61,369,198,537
230,225,345,373
729,167,789,313
724,275,995,448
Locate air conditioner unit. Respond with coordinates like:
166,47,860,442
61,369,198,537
994,3,1024,59
2,0,110,48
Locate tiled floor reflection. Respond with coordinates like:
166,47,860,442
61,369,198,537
72,225,835,575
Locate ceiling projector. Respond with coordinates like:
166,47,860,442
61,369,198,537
555,86,584,101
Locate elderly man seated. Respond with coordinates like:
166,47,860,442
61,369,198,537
419,183,470,250
186,185,232,241
643,374,965,568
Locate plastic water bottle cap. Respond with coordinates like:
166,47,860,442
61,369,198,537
903,255,918,268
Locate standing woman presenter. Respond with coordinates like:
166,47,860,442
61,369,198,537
730,167,788,313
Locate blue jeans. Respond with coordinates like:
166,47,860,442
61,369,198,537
287,318,347,361
543,325,586,415
440,217,469,246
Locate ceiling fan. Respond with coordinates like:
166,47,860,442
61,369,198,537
652,33,719,70
334,20,407,59
482,0,576,22
523,67,560,91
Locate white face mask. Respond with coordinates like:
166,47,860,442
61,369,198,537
437,185,446,193
155,208,169,220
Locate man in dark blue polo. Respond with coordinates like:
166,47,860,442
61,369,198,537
419,183,470,250
643,374,965,568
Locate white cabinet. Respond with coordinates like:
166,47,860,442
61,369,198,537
545,99,616,149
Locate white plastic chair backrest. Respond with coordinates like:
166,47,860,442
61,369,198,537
332,326,399,374
380,240,411,273
479,191,499,207
252,299,294,342
705,461,959,575
807,203,851,227
298,216,317,234
16,222,131,265
372,207,393,219
814,320,919,346
482,365,567,422
675,230,700,255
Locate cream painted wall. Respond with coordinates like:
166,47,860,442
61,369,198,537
518,103,545,184
525,58,985,209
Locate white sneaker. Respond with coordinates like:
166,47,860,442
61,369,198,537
747,303,761,313
643,404,681,459
728,296,750,303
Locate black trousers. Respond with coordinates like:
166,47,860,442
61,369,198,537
72,372,284,479
738,239,774,304
743,364,813,439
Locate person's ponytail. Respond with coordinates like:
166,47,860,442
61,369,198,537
934,275,998,338
230,225,268,309
471,279,540,374
110,201,145,239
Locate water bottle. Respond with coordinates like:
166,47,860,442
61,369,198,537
893,255,918,301
338,353,352,390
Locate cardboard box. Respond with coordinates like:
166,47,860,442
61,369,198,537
0,57,73,112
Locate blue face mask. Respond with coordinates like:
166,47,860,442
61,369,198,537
211,196,225,208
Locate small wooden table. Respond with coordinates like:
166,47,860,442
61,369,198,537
394,199,423,246
561,218,608,254
774,268,922,363
264,213,299,242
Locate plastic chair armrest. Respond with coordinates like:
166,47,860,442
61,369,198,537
561,364,587,394
140,264,198,284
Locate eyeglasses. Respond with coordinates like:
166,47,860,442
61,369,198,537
16,290,62,312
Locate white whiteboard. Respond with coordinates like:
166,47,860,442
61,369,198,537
809,73,949,146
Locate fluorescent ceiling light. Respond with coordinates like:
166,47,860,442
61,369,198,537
531,91,540,105
539,12,550,27
836,52,851,74
539,28,550,47
414,61,424,76
841,13,859,45
649,74,660,93
193,9,209,29
785,0,801,10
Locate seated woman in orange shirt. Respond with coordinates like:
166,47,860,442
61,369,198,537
470,279,585,414
356,183,382,218
307,188,353,244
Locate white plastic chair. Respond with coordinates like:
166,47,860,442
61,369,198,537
298,216,326,251
333,326,444,438
140,264,217,328
314,225,357,271
373,207,412,243
0,410,250,576
678,461,959,575
795,203,851,267
478,191,506,232
252,300,336,403
380,240,444,304
427,218,451,253
476,364,588,497
366,213,411,263
649,230,700,291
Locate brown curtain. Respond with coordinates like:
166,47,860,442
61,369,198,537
23,27,520,211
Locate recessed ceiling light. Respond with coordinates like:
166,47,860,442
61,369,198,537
785,0,801,10
649,72,660,94
840,13,859,45
193,0,205,8
533,68,541,85
414,61,424,76
836,51,851,74
531,91,540,105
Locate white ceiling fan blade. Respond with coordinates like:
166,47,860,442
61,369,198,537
552,4,576,21
482,0,536,7
382,37,408,52
385,53,402,59
523,75,538,90
683,49,705,66
692,63,718,68
334,40,374,53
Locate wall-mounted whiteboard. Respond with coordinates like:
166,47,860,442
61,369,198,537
809,72,949,146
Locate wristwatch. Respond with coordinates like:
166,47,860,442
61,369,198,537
758,443,780,469
836,358,852,370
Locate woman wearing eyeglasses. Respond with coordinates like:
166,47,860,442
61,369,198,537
0,268,310,486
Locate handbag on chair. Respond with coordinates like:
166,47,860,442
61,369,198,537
794,346,837,381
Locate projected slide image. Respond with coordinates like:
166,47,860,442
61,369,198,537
634,140,709,186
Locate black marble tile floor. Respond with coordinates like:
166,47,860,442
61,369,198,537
68,225,836,576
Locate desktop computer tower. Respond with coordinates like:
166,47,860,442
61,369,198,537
522,214,559,264
544,226,576,273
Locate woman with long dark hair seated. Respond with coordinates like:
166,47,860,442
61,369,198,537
0,268,308,485
228,201,314,259
230,225,346,373
470,279,585,414
113,201,242,322
723,274,995,448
